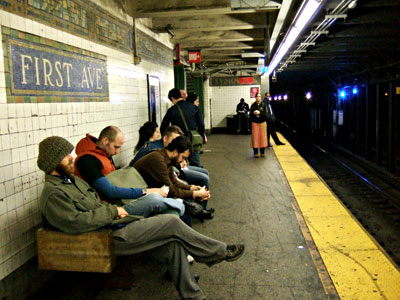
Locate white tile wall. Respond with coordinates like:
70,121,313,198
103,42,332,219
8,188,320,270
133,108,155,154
0,8,174,280
209,85,260,127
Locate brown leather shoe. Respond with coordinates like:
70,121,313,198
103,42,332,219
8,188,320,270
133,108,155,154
254,154,260,158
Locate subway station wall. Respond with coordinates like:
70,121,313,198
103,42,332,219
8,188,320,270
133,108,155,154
0,4,174,280
210,85,260,127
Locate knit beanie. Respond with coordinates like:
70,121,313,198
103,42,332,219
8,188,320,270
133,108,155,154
37,136,74,174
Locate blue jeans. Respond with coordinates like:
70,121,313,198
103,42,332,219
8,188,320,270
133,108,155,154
180,166,211,209
181,166,210,189
122,193,180,217
188,150,201,167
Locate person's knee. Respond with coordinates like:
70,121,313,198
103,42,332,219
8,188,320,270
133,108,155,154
142,192,163,202
157,213,180,223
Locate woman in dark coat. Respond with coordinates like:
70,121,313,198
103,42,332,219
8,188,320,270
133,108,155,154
250,93,268,157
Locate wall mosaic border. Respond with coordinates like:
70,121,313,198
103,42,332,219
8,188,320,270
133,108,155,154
0,0,133,53
136,29,173,68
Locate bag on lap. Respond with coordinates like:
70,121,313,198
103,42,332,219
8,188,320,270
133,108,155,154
106,167,148,205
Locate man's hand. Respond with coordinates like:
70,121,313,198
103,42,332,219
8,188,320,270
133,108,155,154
253,110,260,115
190,185,201,191
147,188,168,197
117,207,128,219
180,160,187,169
193,186,210,199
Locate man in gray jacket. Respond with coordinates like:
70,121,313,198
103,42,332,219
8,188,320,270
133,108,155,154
37,136,244,300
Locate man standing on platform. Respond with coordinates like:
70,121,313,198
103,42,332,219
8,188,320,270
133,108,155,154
161,88,205,167
263,92,285,147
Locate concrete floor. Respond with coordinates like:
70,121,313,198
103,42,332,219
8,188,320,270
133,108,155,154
29,134,327,300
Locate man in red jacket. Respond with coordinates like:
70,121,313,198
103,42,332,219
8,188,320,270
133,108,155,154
74,126,184,217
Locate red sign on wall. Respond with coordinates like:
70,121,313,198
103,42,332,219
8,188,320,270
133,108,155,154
238,77,254,84
250,87,260,98
188,51,201,63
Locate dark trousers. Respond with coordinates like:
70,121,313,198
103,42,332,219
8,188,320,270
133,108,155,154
237,113,250,131
253,148,265,155
267,121,282,145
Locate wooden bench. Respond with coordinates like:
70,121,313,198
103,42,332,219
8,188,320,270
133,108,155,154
37,227,115,273
37,228,134,289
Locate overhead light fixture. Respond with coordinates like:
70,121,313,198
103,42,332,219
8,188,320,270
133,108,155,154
241,52,264,58
352,87,358,94
306,92,312,99
283,94,288,100
266,0,322,76
348,0,357,9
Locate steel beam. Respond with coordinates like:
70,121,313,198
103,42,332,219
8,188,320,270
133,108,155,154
376,83,382,165
388,81,395,172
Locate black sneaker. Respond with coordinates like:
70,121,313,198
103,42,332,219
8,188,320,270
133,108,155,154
205,208,215,214
225,244,245,262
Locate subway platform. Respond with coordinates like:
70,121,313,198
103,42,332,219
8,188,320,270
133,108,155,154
29,134,400,300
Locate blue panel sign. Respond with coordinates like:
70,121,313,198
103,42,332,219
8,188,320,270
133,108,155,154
7,37,108,97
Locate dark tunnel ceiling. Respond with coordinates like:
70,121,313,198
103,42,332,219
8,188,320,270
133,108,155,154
125,0,400,87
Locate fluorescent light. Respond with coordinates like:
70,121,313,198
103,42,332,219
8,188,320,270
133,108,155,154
295,0,321,32
241,52,264,58
266,0,322,76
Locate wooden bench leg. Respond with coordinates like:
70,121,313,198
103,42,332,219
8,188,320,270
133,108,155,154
82,257,134,290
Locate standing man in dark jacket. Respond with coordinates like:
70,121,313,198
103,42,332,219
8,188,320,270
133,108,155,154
37,136,245,300
161,88,205,167
263,92,285,147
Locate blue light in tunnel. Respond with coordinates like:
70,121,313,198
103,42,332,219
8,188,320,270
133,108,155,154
352,87,358,94
306,92,312,99
340,91,346,98
283,94,288,100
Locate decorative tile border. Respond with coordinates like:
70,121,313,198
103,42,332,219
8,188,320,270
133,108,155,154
1,0,133,53
2,26,109,103
136,29,173,67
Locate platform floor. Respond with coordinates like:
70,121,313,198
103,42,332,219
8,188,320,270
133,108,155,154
30,134,400,300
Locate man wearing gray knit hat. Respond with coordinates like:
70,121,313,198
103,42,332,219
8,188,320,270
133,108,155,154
37,136,75,174
37,136,245,300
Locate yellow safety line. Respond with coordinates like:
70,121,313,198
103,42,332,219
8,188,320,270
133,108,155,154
273,134,400,300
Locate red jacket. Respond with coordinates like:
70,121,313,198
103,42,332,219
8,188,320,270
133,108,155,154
74,134,116,180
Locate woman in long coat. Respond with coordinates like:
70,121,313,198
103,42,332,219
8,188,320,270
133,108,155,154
250,93,268,157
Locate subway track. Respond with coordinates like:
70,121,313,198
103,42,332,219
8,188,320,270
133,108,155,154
277,123,400,267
